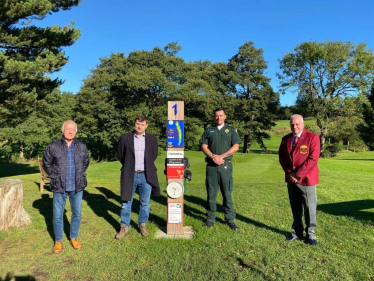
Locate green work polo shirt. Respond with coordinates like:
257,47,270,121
199,124,241,161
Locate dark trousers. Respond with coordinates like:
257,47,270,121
205,162,235,223
287,183,317,239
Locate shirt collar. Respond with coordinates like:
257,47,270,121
134,132,146,138
294,131,303,138
62,136,75,146
217,123,225,130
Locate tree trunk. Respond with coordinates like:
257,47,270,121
86,135,93,152
318,122,328,152
19,141,24,159
316,117,328,152
320,127,327,152
0,179,32,230
242,134,250,153
29,147,35,159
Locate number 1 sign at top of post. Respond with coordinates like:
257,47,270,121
172,103,177,115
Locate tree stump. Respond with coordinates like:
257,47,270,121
0,179,32,230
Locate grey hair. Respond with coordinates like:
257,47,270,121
61,120,78,132
290,114,304,123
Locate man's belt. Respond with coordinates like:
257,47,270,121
135,170,144,173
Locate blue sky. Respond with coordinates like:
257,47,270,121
38,0,374,106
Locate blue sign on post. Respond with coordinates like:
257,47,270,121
167,120,184,148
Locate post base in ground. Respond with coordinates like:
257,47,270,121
155,226,194,239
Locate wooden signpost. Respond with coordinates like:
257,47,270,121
166,101,184,235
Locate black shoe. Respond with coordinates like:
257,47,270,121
307,238,317,246
203,221,214,228
228,222,238,231
285,235,300,242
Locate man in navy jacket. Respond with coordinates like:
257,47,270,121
43,120,89,253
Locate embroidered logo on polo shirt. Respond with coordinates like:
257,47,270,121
300,145,308,154
225,129,229,133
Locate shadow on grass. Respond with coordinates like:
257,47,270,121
33,181,50,192
236,257,267,278
32,193,70,241
184,194,288,236
0,272,36,281
0,163,39,178
83,188,121,231
85,187,167,231
318,199,374,222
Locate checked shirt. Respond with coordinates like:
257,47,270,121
65,140,76,192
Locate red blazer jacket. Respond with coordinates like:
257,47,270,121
278,129,320,186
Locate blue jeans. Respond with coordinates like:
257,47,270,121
120,173,152,227
53,191,83,241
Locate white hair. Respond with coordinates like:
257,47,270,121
61,120,78,132
290,114,304,123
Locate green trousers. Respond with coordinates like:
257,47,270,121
205,162,236,223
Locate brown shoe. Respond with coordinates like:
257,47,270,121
115,223,129,239
139,222,149,237
70,238,82,250
53,241,63,253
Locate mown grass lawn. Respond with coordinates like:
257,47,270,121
1,147,374,281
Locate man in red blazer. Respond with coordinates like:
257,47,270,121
279,114,320,246
115,114,160,239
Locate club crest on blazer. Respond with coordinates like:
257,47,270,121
300,145,308,154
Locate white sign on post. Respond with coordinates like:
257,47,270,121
167,151,184,158
168,203,182,224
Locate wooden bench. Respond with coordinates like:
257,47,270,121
38,156,50,192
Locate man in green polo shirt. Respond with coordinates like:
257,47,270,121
199,108,241,230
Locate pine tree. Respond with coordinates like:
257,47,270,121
0,0,81,127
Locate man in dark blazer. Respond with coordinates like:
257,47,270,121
115,114,160,239
279,114,320,246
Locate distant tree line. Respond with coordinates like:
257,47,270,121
1,1,374,161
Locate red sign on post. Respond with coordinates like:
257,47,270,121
166,165,184,179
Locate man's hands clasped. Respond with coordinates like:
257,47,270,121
212,154,225,166
288,173,299,184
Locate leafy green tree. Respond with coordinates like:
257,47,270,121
228,41,279,152
0,90,77,160
324,96,367,153
0,112,48,160
278,41,374,150
278,106,294,120
76,41,280,159
174,60,235,131
357,84,374,150
75,54,125,161
0,0,81,127
76,44,189,160
39,90,77,140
